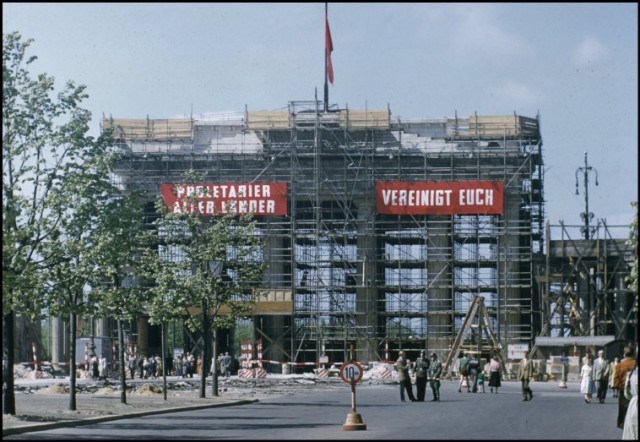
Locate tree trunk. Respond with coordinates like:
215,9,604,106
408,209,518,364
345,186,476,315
199,299,209,399
118,319,127,404
69,312,77,411
3,311,16,415
212,326,218,397
161,323,167,401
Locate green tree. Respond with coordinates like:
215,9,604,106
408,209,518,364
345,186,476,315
141,177,265,398
38,81,125,411
91,191,147,404
3,32,108,415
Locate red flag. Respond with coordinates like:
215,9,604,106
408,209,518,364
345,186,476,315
325,11,334,85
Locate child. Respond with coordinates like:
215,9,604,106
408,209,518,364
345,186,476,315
476,365,486,393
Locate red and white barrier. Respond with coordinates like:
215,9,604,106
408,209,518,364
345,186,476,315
237,367,267,379
256,339,263,368
241,340,253,369
32,342,38,371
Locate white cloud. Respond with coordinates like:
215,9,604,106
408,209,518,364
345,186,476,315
489,81,542,109
572,35,610,68
447,5,527,61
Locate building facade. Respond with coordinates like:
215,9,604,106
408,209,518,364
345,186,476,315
106,101,545,369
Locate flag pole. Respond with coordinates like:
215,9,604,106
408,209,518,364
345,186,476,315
324,2,329,112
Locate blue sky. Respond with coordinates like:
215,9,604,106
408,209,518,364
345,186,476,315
3,3,638,237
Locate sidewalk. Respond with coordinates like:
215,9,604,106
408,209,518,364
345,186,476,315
2,376,258,437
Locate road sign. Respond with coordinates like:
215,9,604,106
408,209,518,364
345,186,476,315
339,361,363,384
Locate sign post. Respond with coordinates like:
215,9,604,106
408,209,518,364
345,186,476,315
340,360,366,431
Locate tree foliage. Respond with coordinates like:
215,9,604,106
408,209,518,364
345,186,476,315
140,172,266,397
2,31,127,414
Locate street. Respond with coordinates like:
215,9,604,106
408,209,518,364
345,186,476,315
4,380,624,440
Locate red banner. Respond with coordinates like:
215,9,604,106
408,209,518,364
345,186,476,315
161,182,287,216
376,181,504,215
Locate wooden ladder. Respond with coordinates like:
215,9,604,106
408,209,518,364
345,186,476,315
442,296,507,379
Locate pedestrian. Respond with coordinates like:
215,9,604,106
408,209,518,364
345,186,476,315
428,352,442,402
458,351,470,393
518,352,534,401
560,350,569,387
476,362,486,393
128,354,136,380
149,356,158,379
412,350,429,401
613,346,637,429
610,356,620,398
216,354,223,376
579,356,596,403
592,350,610,404
622,363,638,440
223,352,232,378
90,355,99,381
98,353,108,381
467,353,480,393
142,356,150,379
395,351,416,402
137,355,145,379
188,352,195,378
488,355,501,393
181,352,189,378
154,355,162,378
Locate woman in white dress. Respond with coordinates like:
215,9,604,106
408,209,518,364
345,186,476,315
579,356,596,403
622,365,638,440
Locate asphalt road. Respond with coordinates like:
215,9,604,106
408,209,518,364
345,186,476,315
4,380,624,440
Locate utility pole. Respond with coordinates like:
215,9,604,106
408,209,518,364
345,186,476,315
575,152,598,240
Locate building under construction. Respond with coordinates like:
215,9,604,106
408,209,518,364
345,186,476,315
103,101,548,369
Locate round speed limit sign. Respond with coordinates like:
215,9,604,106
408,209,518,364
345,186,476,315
339,361,363,384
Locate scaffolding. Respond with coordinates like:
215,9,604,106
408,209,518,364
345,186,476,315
535,220,635,345
107,101,545,371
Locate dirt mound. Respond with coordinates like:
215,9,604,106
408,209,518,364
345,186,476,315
36,383,68,395
94,386,119,396
132,383,164,396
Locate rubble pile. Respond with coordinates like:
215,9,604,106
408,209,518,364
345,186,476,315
36,383,68,395
13,364,55,379
362,363,396,381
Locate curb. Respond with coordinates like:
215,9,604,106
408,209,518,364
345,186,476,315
3,399,259,437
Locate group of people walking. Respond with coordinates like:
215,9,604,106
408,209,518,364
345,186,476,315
457,351,502,394
393,344,636,441
126,354,164,379
579,345,637,440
